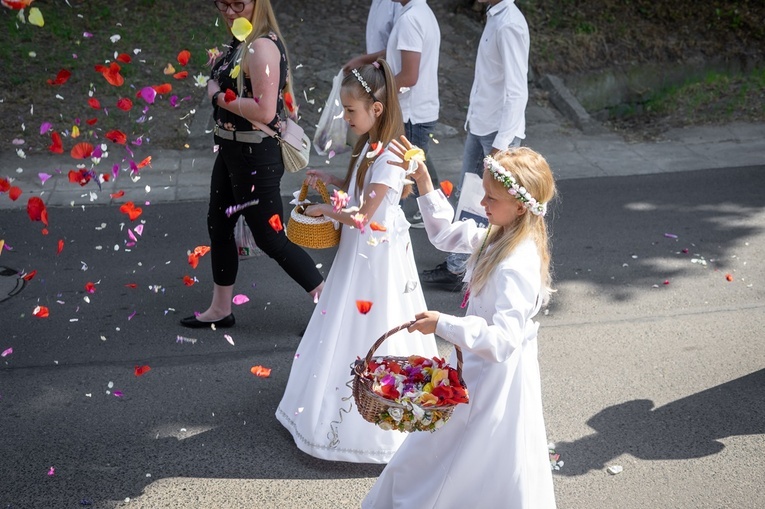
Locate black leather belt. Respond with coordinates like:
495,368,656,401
213,125,268,143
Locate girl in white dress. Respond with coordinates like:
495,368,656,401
363,140,557,507
275,60,439,463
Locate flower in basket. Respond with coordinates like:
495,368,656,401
362,355,468,432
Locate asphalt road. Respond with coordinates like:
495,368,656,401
1,166,764,508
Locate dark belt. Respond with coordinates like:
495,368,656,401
213,125,268,143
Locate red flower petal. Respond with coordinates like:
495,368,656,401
57,239,64,255
8,186,22,201
172,71,188,80
48,132,64,154
85,118,98,126
68,169,91,186
268,214,283,232
152,83,172,95
134,365,151,376
33,305,49,318
70,142,94,159
27,196,46,222
250,365,272,378
0,178,9,192
85,282,96,294
110,190,125,199
22,270,37,281
137,156,152,169
356,300,373,314
105,130,127,145
439,180,454,198
46,69,71,86
119,201,142,221
283,91,295,113
87,98,101,110
369,221,387,231
177,50,191,66
224,89,237,104
116,98,133,111
116,53,132,64
183,275,195,286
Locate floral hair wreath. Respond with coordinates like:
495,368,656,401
484,155,547,217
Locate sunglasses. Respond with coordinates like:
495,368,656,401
213,0,253,13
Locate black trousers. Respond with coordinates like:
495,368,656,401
207,136,323,291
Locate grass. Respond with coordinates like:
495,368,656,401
0,0,226,151
634,68,765,124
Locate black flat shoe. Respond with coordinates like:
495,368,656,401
420,262,462,289
180,313,235,329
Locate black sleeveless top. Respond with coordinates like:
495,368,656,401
211,32,288,132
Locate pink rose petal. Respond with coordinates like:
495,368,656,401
232,294,249,305
1,348,12,357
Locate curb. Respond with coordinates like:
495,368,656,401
539,74,608,135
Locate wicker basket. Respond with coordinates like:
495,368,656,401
352,322,468,433
286,180,341,249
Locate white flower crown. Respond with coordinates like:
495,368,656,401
484,155,547,217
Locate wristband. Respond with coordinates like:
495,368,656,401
212,90,223,109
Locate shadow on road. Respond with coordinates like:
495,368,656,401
547,165,765,304
553,369,765,476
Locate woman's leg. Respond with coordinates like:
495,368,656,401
231,139,324,294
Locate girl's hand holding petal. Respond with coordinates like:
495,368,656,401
304,204,327,217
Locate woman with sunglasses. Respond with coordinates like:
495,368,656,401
181,0,324,329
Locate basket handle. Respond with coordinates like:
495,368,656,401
297,179,332,213
355,321,465,384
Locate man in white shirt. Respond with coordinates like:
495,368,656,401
366,0,402,54
421,0,529,287
345,0,442,221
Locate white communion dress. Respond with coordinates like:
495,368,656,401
276,144,439,463
363,189,557,508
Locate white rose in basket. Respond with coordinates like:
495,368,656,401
388,407,405,422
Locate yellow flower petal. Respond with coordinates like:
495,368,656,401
28,7,44,27
404,147,426,162
163,63,176,75
71,125,80,139
231,17,253,42
229,64,240,79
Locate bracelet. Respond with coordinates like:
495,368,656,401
212,90,223,109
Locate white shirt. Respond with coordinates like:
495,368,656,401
366,0,402,54
386,0,440,124
465,0,529,149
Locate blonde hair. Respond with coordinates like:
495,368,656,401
340,59,409,198
223,0,296,117
467,147,556,304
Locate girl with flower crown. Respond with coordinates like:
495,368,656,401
363,139,557,508
275,59,438,463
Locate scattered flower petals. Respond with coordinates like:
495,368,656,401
268,214,283,232
225,334,235,346
47,69,71,86
33,305,50,318
232,294,250,305
119,201,142,221
440,180,454,197
134,365,151,376
85,282,96,293
177,50,190,66
1,348,12,358
116,97,133,111
356,300,373,314
369,221,387,232
250,365,271,378
231,17,253,41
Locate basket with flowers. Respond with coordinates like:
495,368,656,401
352,322,469,432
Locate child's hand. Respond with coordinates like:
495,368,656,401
388,136,434,195
407,311,440,336
305,169,332,190
304,204,327,217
